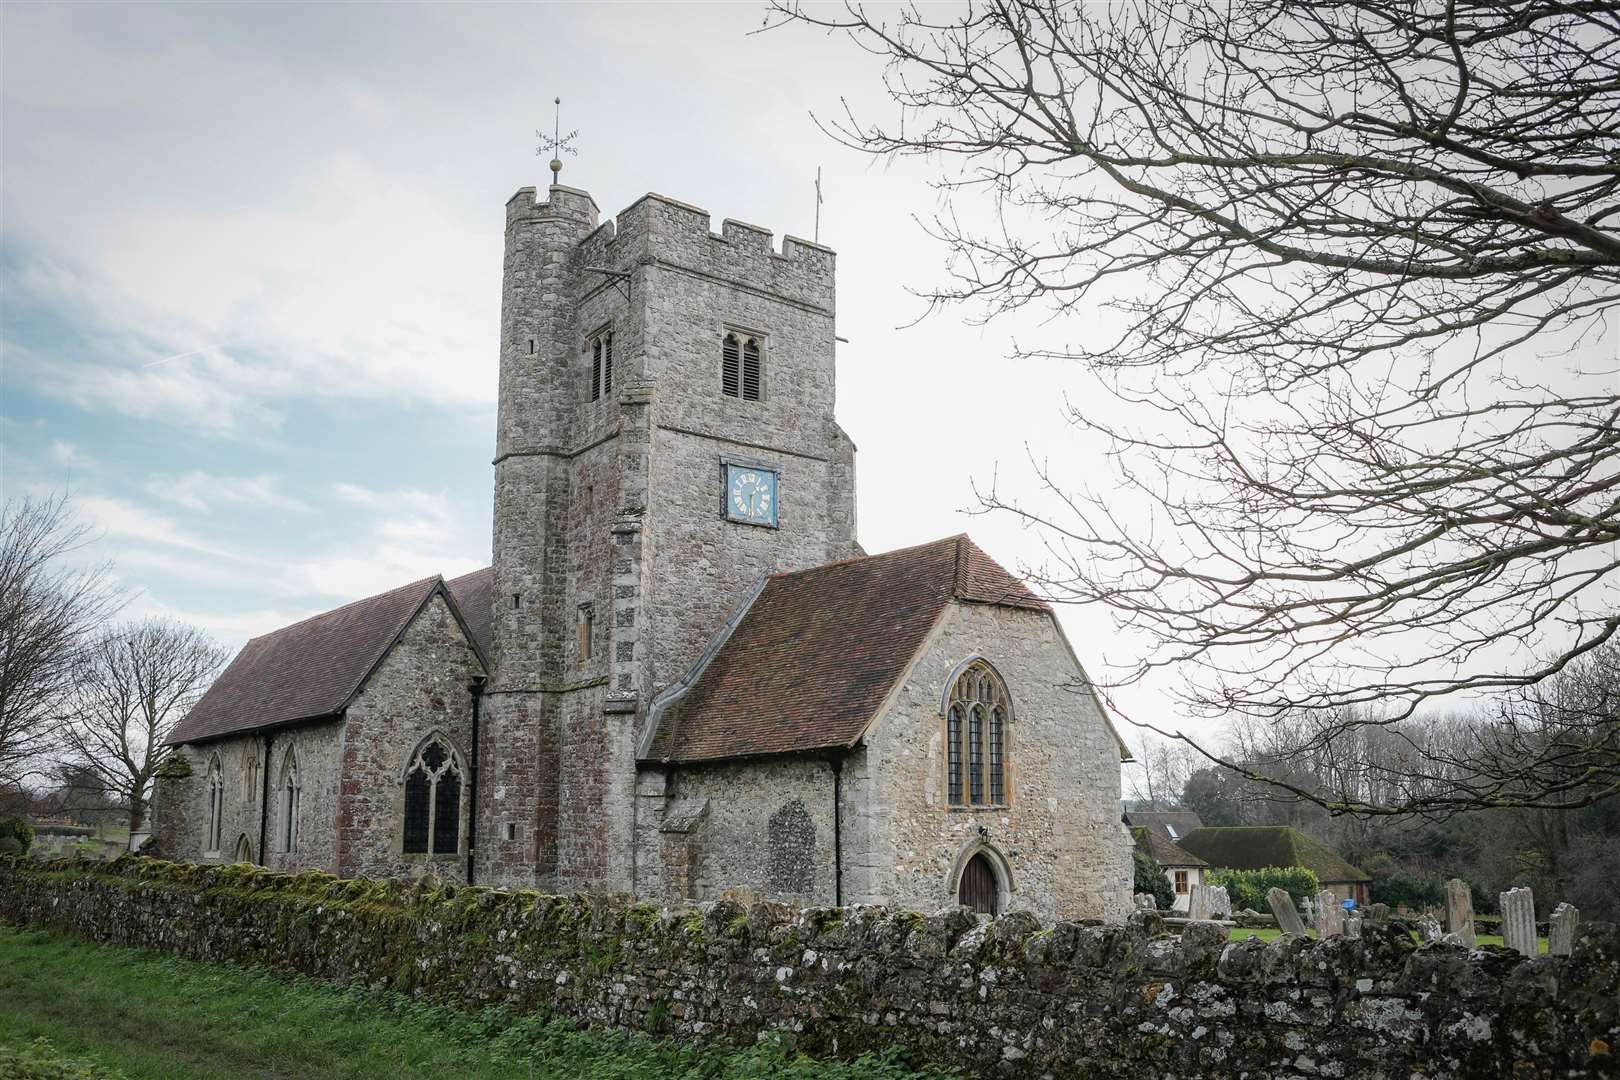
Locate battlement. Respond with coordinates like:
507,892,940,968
506,184,600,231
570,191,835,310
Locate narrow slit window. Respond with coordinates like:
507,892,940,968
590,336,604,401
602,332,613,395
968,705,984,804
578,604,594,660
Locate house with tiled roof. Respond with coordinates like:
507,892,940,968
1127,820,1210,911
153,179,1134,922
1175,826,1372,905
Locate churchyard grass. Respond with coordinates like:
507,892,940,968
0,925,961,1080
1226,926,1547,952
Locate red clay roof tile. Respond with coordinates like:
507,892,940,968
642,535,1048,764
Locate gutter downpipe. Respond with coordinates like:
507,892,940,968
257,731,274,866
830,756,844,907
467,675,487,885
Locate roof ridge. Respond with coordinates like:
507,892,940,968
252,574,443,639
766,533,964,582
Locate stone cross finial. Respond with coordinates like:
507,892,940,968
1444,878,1476,947
536,96,579,184
1548,902,1580,957
1500,887,1537,957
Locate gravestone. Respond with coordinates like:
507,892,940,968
1314,890,1344,938
1344,911,1362,940
1366,902,1390,923
1500,887,1537,957
1418,914,1444,942
1267,887,1307,937
1134,893,1157,911
1188,884,1214,920
1444,878,1477,947
1208,885,1232,919
1548,903,1580,957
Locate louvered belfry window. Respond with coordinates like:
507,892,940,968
946,662,1011,806
590,330,614,402
403,736,462,855
722,332,762,401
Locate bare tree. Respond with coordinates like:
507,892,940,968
774,0,1620,812
0,495,120,788
59,619,226,833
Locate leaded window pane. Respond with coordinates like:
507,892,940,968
947,705,964,805
989,706,1005,804
968,704,984,804
403,767,431,854
433,768,461,854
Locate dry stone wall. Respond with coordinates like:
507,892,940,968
3,856,1616,1079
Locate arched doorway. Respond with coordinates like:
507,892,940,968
958,852,999,915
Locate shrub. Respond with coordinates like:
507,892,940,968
1132,849,1175,910
1208,866,1319,912
1368,871,1444,912
0,815,33,855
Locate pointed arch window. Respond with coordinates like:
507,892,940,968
233,834,255,864
403,735,463,855
721,332,762,401
205,754,224,853
278,749,301,854
945,661,1011,806
590,328,614,402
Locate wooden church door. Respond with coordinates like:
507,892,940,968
959,853,998,915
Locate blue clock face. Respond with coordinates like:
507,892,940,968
724,465,778,527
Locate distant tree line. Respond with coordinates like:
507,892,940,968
0,495,226,836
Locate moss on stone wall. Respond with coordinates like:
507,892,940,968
0,855,1616,1079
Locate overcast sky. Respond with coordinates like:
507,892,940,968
5,1,1449,758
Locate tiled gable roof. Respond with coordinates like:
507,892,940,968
1176,826,1371,884
168,570,491,746
1130,826,1209,868
446,566,495,660
1125,810,1206,842
641,535,1049,765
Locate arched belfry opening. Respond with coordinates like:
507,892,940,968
959,852,999,915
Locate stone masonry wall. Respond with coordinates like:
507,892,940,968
862,602,1133,924
3,857,1616,1079
338,592,485,881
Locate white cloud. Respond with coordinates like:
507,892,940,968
49,440,91,468
146,471,308,514
76,495,253,562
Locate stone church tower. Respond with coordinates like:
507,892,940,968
159,177,1131,922
480,182,859,891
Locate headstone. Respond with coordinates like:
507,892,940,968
1548,902,1580,957
1267,887,1307,937
1500,887,1537,957
1314,890,1344,938
1366,902,1390,923
1418,914,1444,942
1134,893,1157,911
1208,885,1232,919
1444,878,1477,947
1188,883,1213,920
1343,911,1362,939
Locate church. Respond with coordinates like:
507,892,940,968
153,177,1134,923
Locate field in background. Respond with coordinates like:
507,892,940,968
0,925,958,1080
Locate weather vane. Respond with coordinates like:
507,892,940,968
536,96,578,184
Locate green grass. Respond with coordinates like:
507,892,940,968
1226,926,1549,953
0,925,959,1080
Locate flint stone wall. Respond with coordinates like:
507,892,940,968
2,856,1616,1079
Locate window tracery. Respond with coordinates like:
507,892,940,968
403,735,463,855
945,661,1010,806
